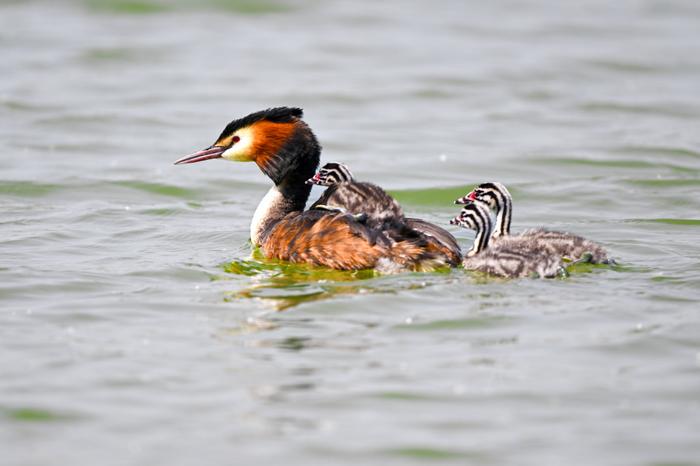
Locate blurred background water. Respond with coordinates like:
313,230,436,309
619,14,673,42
1,0,700,465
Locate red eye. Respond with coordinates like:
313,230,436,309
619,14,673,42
232,135,240,143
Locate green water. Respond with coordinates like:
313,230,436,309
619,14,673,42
2,1,700,465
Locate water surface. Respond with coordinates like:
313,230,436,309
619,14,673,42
2,1,700,465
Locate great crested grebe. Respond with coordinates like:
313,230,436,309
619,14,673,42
306,162,462,264
175,107,455,271
456,182,610,264
450,201,564,278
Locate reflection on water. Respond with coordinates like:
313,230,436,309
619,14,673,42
217,245,623,312
219,249,451,311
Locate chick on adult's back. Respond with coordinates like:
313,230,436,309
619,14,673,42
307,162,462,265
307,162,404,229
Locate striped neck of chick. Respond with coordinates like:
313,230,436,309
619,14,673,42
456,182,511,238
306,162,354,186
449,200,493,257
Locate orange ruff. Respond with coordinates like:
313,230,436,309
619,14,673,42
214,120,297,171
249,121,296,173
261,212,428,270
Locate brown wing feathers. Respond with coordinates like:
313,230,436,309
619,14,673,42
306,181,462,268
260,211,445,271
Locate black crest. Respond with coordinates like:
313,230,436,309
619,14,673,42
217,107,304,140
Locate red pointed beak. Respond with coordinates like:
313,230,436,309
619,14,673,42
454,191,476,205
174,146,226,165
305,173,322,185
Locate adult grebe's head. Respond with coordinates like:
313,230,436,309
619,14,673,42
175,107,321,185
305,162,354,186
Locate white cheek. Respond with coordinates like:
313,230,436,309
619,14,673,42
221,144,248,161
221,128,254,161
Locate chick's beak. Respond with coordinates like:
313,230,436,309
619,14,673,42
174,146,226,165
454,191,477,204
305,173,321,185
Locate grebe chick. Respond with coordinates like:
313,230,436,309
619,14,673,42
307,162,462,264
456,182,609,264
450,201,564,279
175,107,453,271
306,162,404,228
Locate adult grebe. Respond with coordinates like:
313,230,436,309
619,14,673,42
450,201,564,279
456,182,610,264
175,107,453,271
307,162,462,264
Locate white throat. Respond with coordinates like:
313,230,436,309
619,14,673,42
250,186,286,246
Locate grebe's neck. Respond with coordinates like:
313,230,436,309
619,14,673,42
466,205,493,257
249,123,319,245
250,171,313,246
494,191,512,238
